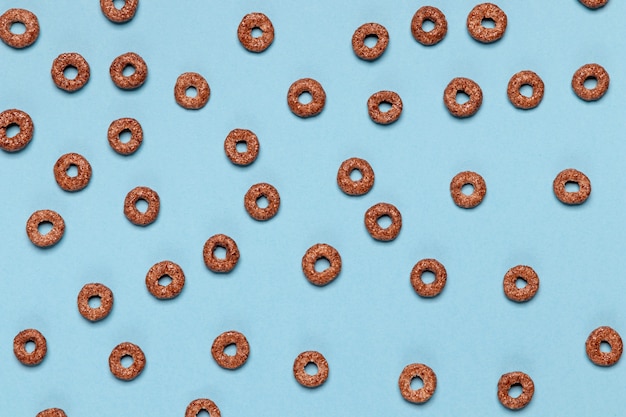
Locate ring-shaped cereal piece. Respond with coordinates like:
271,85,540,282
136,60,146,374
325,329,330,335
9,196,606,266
224,129,260,166
410,258,447,297
579,0,608,9
244,182,280,221
0,108,33,152
352,22,389,61
364,202,402,241
507,70,545,110
398,363,437,403
571,63,609,102
175,72,210,110
211,330,250,369
51,53,90,92
586,326,623,366
466,3,507,43
26,209,65,248
238,12,274,53
0,8,39,48
553,168,591,205
185,399,221,417
13,328,47,366
287,78,326,118
53,152,92,192
36,409,67,417
145,260,185,299
77,283,114,322
336,157,375,196
100,0,139,23
368,90,403,124
108,342,146,381
302,243,342,286
110,52,148,90
108,117,143,155
203,234,240,273
444,77,483,118
503,265,539,302
411,6,447,46
497,371,534,410
450,171,487,209
123,186,160,226
293,351,329,388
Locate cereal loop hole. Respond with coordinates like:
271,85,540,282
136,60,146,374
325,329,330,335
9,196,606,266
6,124,20,138
10,22,26,34
113,0,126,9
251,27,263,38
256,195,269,209
135,198,148,213
509,383,523,398
410,376,424,390
122,64,135,76
421,271,436,284
224,343,237,356
519,84,533,97
158,275,172,286
88,296,101,308
119,129,132,143
314,257,330,272
235,141,248,152
515,278,527,289
186,86,198,98
349,169,363,181
378,101,392,112
25,341,36,353
422,19,435,32
377,215,392,229
456,91,470,104
600,341,612,353
63,66,78,80
120,354,133,368
481,18,495,28
298,91,312,104
38,221,53,235
305,362,319,375
584,77,598,89
461,183,474,195
66,164,78,177
565,181,580,192
212,246,227,260
364,34,378,47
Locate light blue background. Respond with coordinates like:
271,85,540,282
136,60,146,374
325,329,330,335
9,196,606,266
1,1,626,416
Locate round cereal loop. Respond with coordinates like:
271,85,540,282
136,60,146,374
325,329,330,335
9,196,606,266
0,8,39,48
507,70,545,110
579,0,608,9
571,63,609,102
124,186,160,226
100,0,139,23
586,326,623,366
411,6,447,46
53,153,92,192
26,209,65,248
352,22,389,61
175,72,210,110
368,91,403,125
211,330,250,370
244,182,280,221
466,3,507,43
203,234,240,273
36,409,67,417
553,168,591,205
410,258,447,298
398,363,437,403
224,129,260,166
238,12,274,53
287,78,326,118
293,351,329,388
186,399,221,417
450,171,487,209
444,77,483,118
110,52,147,90
13,328,47,366
109,342,146,381
497,371,534,410
336,157,374,196
503,265,539,302
145,260,185,299
51,53,90,92
108,117,143,155
364,202,402,241
77,283,114,322
0,108,33,152
302,243,342,286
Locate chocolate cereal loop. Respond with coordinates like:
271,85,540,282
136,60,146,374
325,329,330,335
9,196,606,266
293,351,329,388
224,129,259,166
109,342,146,381
110,52,147,90
467,3,507,43
553,168,591,205
364,202,402,241
186,399,221,417
53,153,92,192
411,258,447,298
175,72,210,110
203,234,240,273
100,0,139,23
411,6,447,46
352,22,389,61
586,326,623,366
398,363,437,403
77,283,114,322
238,12,274,53
503,265,539,302
497,372,534,410
0,8,39,48
572,63,609,101
302,243,342,286
336,157,374,196
444,77,483,118
0,108,33,152
507,70,545,110
244,182,280,221
145,260,185,299
13,328,47,366
26,209,65,248
36,409,67,417
124,186,160,226
368,91,403,124
211,330,250,369
108,117,143,155
51,53,90,92
287,78,326,118
579,0,608,9
450,171,486,209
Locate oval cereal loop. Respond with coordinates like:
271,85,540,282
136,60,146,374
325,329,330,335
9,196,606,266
398,363,437,403
110,52,148,90
77,283,114,322
443,77,483,118
367,90,403,124
203,234,240,273
14,328,47,366
0,8,39,48
211,330,250,369
497,371,534,410
553,168,591,205
410,258,447,297
571,63,609,102
352,22,389,61
364,202,402,241
336,157,374,196
244,182,280,221
53,152,92,192
466,3,507,43
175,72,210,110
302,243,342,286
123,186,160,226
108,117,143,155
108,342,146,381
411,6,447,46
450,171,486,208
224,128,260,166
293,351,329,388
51,52,90,92
507,70,544,110
287,78,326,118
586,326,623,366
503,265,539,302
0,108,33,152
145,260,185,299
26,209,65,248
100,0,139,23
238,12,274,52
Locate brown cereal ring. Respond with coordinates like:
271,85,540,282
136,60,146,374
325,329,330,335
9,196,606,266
185,399,221,417
53,152,92,192
36,409,67,417
238,12,274,53
336,157,374,196
368,90,403,125
145,260,185,299
124,186,160,226
224,129,260,166
503,265,539,302
203,234,240,273
108,342,146,381
586,326,623,366
244,182,280,221
293,351,329,388
77,283,114,322
352,22,389,61
110,52,147,90
100,0,139,23
553,168,591,205
301,243,342,286
571,63,609,101
13,328,47,366
287,78,326,118
466,3,507,43
507,70,545,110
0,8,39,49
175,72,210,110
0,108,33,152
398,363,437,403
51,53,90,92
443,77,483,118
211,330,250,370
497,371,534,410
410,258,447,298
364,202,402,241
411,6,448,46
26,209,65,248
108,117,143,155
579,0,608,9
450,171,486,209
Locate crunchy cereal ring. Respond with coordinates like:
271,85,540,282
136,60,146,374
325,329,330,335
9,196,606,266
238,12,274,53
553,168,591,205
175,72,210,110
586,326,623,366
411,6,447,46
51,52,90,92
108,117,143,155
364,202,402,241
53,152,92,192
336,157,374,196
211,330,250,369
124,186,160,226
410,258,447,297
203,234,240,273
367,90,402,124
77,283,114,322
108,342,146,381
450,171,486,208
293,351,329,388
0,108,33,152
13,328,47,366
287,78,326,118
398,363,437,403
444,77,483,118
145,260,185,299
503,265,539,302
26,209,65,247
110,52,147,90
224,129,259,166
0,8,39,48
466,3,507,43
352,22,389,60
497,371,534,410
100,0,139,23
571,63,609,101
507,70,544,110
